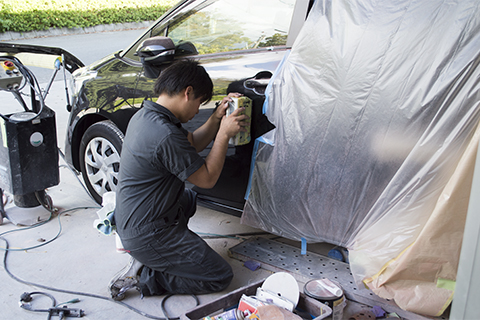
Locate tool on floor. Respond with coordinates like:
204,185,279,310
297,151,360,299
19,291,85,319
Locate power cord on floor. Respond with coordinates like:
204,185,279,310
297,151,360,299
1,203,199,320
35,190,57,215
1,229,198,320
197,231,269,241
57,148,99,204
1,149,193,319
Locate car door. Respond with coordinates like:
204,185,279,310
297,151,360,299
124,0,310,214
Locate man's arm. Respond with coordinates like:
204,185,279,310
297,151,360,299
188,113,221,152
187,107,249,189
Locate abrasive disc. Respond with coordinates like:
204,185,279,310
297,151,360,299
261,272,300,306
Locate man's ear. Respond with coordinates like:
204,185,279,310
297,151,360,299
185,86,194,100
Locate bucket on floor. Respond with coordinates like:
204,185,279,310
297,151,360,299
304,278,346,320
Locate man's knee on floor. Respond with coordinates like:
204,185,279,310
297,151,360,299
210,265,234,292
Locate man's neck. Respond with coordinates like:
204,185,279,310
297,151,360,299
156,94,183,120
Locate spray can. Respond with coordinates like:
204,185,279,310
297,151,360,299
202,308,244,320
225,96,252,146
304,278,346,320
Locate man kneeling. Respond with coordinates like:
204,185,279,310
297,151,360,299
110,59,249,300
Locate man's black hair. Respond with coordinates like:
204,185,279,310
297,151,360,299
154,59,213,103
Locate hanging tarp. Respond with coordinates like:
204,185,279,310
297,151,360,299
241,0,480,316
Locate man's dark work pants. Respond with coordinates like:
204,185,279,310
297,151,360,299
119,190,233,296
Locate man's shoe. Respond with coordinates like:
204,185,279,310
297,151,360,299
109,256,143,301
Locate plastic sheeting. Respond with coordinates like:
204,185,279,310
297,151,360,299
241,0,480,316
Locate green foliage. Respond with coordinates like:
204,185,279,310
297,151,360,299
196,33,251,55
258,33,288,47
0,0,175,33
167,10,254,55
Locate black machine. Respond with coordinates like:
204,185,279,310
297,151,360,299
0,56,59,209
0,44,83,216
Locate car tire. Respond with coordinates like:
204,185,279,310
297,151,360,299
79,120,124,204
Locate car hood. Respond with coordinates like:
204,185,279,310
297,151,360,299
83,52,118,72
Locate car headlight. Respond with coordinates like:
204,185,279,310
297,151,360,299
69,67,98,109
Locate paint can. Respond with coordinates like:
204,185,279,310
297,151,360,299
225,96,252,146
303,278,346,320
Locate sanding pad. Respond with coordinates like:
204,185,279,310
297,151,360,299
261,272,300,307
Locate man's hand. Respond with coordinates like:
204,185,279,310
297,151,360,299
214,92,243,120
218,106,250,140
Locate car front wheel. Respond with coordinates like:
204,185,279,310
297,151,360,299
79,120,124,204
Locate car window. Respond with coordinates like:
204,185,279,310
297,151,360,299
123,0,295,60
167,0,295,54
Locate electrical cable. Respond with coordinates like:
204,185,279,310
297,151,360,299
19,291,57,320
11,90,29,112
0,206,98,252
57,148,99,204
22,58,45,116
19,291,60,320
19,291,86,320
0,56,45,122
197,231,269,240
0,213,196,320
161,294,199,320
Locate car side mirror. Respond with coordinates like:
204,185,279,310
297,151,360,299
135,36,175,78
135,36,175,64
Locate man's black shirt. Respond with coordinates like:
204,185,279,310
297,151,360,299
115,100,204,231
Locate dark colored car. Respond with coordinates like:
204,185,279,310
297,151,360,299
65,0,314,215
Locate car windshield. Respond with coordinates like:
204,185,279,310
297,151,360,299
167,0,296,54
